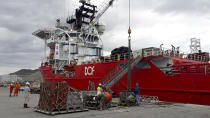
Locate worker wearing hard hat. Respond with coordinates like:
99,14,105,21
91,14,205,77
97,83,105,110
97,83,102,95
97,84,112,110
24,82,30,108
9,81,14,97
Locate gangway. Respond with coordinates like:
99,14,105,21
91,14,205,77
101,54,143,88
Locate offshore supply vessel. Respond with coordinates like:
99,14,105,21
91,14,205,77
33,0,210,105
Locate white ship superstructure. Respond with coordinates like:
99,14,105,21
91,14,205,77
33,0,115,72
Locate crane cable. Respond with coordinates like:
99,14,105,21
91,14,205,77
127,0,132,90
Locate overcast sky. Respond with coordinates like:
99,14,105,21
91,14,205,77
1,0,210,75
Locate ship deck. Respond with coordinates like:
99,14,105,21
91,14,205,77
0,87,210,118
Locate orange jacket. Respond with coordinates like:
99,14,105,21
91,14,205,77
15,84,21,89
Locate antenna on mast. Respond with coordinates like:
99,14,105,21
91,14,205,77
190,38,201,53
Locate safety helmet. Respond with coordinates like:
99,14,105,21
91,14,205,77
136,83,139,86
99,83,102,86
102,84,107,88
26,82,30,85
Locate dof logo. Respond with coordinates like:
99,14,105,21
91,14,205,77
85,66,95,76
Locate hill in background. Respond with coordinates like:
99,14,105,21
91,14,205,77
9,69,39,76
0,69,43,82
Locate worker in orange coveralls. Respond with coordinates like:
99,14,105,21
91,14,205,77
14,82,21,96
9,81,14,97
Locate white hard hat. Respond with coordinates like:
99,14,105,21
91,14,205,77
99,83,102,86
26,82,30,85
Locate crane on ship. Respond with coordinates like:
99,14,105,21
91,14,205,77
78,0,116,43
32,0,118,74
90,0,114,25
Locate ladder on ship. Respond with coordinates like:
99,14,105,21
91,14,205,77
101,54,143,88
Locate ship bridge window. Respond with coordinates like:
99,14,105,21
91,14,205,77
136,61,151,70
88,35,92,42
94,36,99,41
151,57,173,75
69,33,79,37
96,48,101,56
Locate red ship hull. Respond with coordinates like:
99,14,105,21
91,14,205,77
40,55,210,105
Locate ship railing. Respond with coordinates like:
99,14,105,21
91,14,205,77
171,63,210,75
102,62,128,85
159,48,209,62
107,55,143,87
141,48,182,58
186,54,208,62
102,53,129,62
101,54,143,87
158,48,183,58
103,50,142,62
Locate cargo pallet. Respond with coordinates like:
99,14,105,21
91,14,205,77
36,82,88,115
34,108,88,115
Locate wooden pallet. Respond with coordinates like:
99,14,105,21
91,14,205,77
34,108,88,115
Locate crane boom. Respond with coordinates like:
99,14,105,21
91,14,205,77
84,0,115,42
91,0,115,25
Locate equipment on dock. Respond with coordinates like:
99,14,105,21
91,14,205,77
82,91,99,109
83,91,112,110
119,90,136,106
35,81,88,115
119,90,159,106
36,81,113,115
30,82,40,94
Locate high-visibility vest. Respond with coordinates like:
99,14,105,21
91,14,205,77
97,86,102,95
97,86,102,91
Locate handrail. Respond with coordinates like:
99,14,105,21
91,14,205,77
102,50,141,62
158,48,209,62
100,54,142,88
171,63,210,74
107,55,142,87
